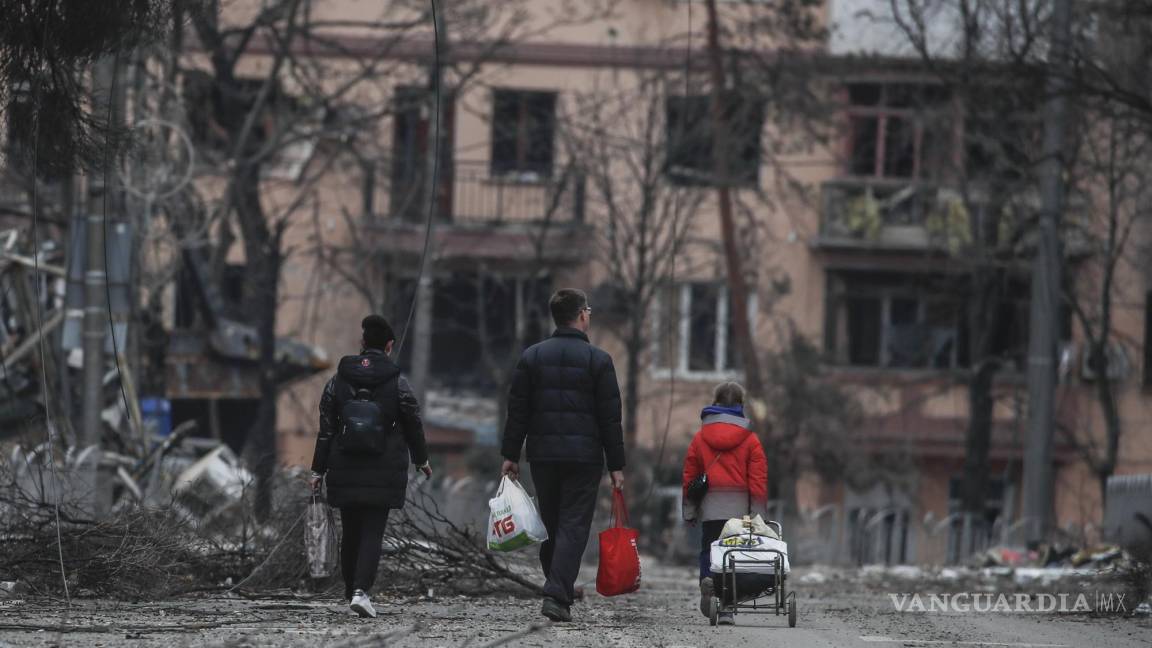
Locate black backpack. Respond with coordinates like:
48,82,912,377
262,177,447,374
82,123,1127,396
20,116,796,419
338,385,395,454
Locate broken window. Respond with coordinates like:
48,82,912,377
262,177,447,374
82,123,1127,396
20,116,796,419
665,93,764,187
490,89,556,179
392,272,551,389
174,262,246,328
828,271,1032,371
653,282,755,375
829,276,965,369
845,82,951,181
183,71,303,156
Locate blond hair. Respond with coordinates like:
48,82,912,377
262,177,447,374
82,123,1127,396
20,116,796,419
712,382,745,407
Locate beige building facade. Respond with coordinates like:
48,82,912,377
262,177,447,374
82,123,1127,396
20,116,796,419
191,0,1152,564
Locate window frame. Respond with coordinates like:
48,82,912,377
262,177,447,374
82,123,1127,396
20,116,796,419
664,92,764,188
827,276,967,371
843,82,953,182
489,88,557,179
650,282,758,381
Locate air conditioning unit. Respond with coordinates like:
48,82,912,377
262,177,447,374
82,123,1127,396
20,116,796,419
1081,342,1129,382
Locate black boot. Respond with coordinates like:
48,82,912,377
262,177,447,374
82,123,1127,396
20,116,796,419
541,597,572,622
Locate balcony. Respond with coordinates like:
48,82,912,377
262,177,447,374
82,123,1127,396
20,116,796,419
816,178,959,253
368,159,590,266
816,177,1091,260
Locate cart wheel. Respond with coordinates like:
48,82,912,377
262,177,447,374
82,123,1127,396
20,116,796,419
787,594,797,628
709,596,720,627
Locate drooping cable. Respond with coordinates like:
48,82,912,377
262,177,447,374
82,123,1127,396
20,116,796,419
27,3,71,604
394,0,443,357
99,51,136,442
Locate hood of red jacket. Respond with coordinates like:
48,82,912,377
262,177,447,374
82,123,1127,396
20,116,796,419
699,415,753,451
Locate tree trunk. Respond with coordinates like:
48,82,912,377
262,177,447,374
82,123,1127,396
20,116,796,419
703,0,764,399
1094,346,1122,510
235,166,281,520
962,358,999,553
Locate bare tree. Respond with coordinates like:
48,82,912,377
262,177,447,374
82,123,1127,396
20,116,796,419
884,0,1061,552
561,73,702,449
179,0,452,517
1062,107,1151,507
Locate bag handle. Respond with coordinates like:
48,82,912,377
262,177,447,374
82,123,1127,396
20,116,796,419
702,451,724,474
611,487,629,528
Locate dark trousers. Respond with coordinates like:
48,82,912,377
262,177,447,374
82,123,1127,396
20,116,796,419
699,520,726,580
339,506,390,597
531,462,602,606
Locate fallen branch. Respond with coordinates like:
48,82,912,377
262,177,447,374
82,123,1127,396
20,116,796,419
327,623,420,648
0,616,288,634
475,623,547,648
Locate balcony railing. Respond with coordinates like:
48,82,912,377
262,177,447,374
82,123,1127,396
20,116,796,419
819,178,1092,258
819,178,955,250
381,159,585,226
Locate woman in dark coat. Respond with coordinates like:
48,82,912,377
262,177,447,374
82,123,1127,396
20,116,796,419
309,315,431,618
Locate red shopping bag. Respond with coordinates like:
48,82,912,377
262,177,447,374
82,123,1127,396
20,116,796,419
596,487,641,596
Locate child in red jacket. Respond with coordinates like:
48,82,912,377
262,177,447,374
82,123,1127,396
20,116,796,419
682,382,768,621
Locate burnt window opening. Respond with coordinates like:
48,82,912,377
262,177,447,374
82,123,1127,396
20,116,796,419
652,282,753,374
665,93,764,187
845,82,952,181
174,262,247,328
183,71,302,155
391,273,552,389
490,89,556,179
826,271,1029,371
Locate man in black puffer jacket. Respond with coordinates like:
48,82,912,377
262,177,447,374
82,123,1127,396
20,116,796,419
309,315,431,618
501,288,626,623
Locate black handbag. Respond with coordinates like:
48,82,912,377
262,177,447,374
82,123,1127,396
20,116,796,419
686,453,723,506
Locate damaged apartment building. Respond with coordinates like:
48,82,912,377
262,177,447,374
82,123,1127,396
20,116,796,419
5,0,1152,566
223,0,1152,564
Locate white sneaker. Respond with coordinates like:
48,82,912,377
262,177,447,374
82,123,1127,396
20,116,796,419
350,590,377,618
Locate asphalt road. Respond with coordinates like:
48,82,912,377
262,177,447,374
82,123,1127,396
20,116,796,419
1,564,1149,647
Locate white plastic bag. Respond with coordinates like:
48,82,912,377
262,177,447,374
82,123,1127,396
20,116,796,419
720,515,780,540
487,476,549,551
710,534,790,575
305,495,338,578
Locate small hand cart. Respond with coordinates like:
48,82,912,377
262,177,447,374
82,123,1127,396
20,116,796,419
708,520,797,628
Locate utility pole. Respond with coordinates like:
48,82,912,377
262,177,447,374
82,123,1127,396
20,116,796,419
703,0,763,397
80,210,108,449
1022,0,1073,545
81,57,120,449
408,7,446,404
